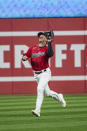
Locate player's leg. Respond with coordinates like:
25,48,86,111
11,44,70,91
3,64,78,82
44,84,66,107
32,74,41,117
32,72,50,117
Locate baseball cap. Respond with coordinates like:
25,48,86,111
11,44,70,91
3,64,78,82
38,32,46,37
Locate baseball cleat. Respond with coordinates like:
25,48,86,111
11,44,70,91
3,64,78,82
59,94,66,107
32,110,40,117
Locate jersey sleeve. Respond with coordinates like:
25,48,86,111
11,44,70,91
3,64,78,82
24,46,32,58
46,42,54,57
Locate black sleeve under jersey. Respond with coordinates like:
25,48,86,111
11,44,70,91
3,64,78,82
48,42,54,57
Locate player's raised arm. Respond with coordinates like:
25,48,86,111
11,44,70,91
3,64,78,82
46,34,54,57
44,30,54,57
47,41,54,57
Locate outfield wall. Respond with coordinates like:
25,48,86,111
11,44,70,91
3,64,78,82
0,18,87,95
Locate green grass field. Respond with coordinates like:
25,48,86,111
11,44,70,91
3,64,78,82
0,95,87,131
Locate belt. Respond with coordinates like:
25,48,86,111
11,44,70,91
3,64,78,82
34,69,46,74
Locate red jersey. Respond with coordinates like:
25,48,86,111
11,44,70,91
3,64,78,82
24,45,50,71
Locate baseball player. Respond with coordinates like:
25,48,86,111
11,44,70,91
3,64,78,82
22,31,66,117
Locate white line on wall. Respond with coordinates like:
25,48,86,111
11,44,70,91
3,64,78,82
0,30,87,36
0,75,87,82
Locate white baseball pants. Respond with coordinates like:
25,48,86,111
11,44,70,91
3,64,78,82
34,68,62,113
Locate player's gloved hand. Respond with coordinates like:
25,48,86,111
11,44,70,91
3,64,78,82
47,36,53,43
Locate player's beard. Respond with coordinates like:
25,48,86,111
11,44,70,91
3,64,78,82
39,40,46,47
39,39,47,44
39,40,42,43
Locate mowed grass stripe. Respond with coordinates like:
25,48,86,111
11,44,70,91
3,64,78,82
0,112,87,120
0,96,36,99
0,108,87,115
0,102,86,109
0,96,87,100
0,100,87,108
0,99,87,104
0,95,86,99
0,104,87,111
0,113,87,121
0,95,87,101
0,99,35,103
0,117,87,125
0,96,87,101
0,102,87,108
0,104,87,109
0,121,87,130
